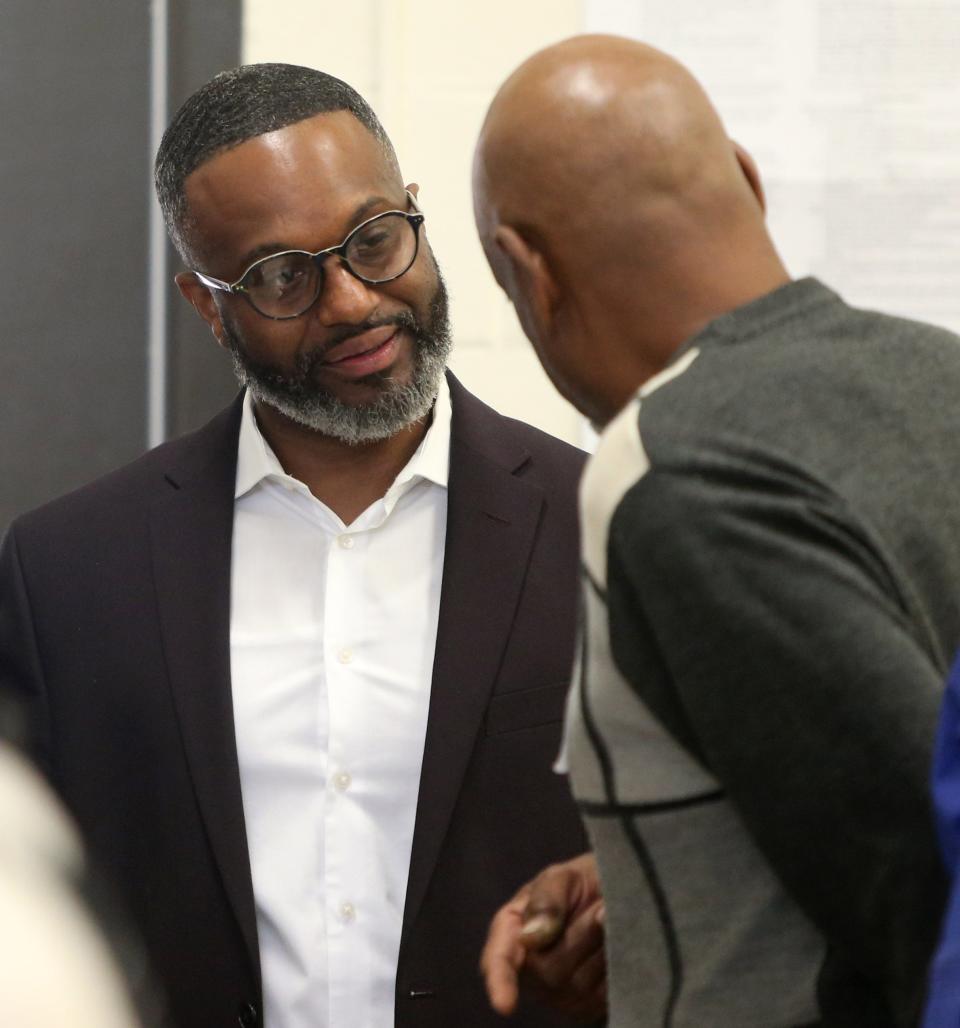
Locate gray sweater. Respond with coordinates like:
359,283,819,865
567,278,958,1026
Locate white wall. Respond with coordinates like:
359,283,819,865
243,1,586,445
584,0,960,336
244,2,960,443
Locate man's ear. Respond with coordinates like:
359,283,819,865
732,140,766,214
493,224,560,347
175,272,228,348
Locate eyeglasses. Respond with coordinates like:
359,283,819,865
192,191,425,320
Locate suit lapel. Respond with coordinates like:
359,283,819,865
403,378,546,938
148,397,260,979
146,383,547,964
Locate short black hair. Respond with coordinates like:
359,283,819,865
154,63,397,261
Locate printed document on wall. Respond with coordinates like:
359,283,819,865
585,0,960,334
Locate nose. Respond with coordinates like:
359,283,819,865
312,257,379,326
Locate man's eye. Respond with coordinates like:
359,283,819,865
259,261,307,294
353,230,390,254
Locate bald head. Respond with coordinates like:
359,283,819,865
477,36,742,237
474,34,788,422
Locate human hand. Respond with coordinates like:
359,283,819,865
480,852,607,1021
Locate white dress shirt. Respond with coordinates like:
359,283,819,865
230,380,451,1028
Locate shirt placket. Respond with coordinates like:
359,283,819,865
322,522,369,1027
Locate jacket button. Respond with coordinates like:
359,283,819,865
238,1001,259,1027
408,986,437,999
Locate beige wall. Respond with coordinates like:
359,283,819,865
243,1,586,445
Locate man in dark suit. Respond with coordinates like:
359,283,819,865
0,63,587,1028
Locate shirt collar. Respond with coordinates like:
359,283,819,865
234,376,452,502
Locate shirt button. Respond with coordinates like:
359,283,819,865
340,902,356,923
338,534,354,549
338,648,353,665
333,771,352,792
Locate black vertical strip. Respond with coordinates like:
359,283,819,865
578,569,684,1027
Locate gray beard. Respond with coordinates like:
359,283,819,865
225,277,453,446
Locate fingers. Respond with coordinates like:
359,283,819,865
567,944,606,998
481,854,604,1020
521,853,602,951
519,909,565,949
553,947,608,1022
480,889,531,1016
521,898,608,1022
525,897,606,989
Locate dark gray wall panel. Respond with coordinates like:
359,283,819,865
0,1,240,531
0,3,151,527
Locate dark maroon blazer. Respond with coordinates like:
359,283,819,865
0,375,589,1028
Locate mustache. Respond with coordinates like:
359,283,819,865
225,270,450,399
315,311,422,362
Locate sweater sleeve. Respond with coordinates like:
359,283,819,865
606,459,946,1026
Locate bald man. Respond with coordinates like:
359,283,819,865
474,34,960,1027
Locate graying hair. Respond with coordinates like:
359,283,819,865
154,63,397,261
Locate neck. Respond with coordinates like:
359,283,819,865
668,261,791,353
587,250,791,425
253,399,431,524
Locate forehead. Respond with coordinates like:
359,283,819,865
184,110,403,265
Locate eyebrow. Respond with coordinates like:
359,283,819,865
235,194,400,270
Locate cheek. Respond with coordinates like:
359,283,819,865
225,305,307,360
382,268,437,322
401,243,441,303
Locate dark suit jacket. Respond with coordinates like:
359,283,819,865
0,375,589,1028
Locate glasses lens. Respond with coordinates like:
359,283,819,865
244,252,320,317
345,212,418,283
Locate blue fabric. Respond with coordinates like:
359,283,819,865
924,655,960,1026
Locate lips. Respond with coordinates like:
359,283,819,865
323,324,399,365
318,324,404,380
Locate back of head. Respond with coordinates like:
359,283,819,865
155,63,396,261
478,35,772,284
473,34,788,415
